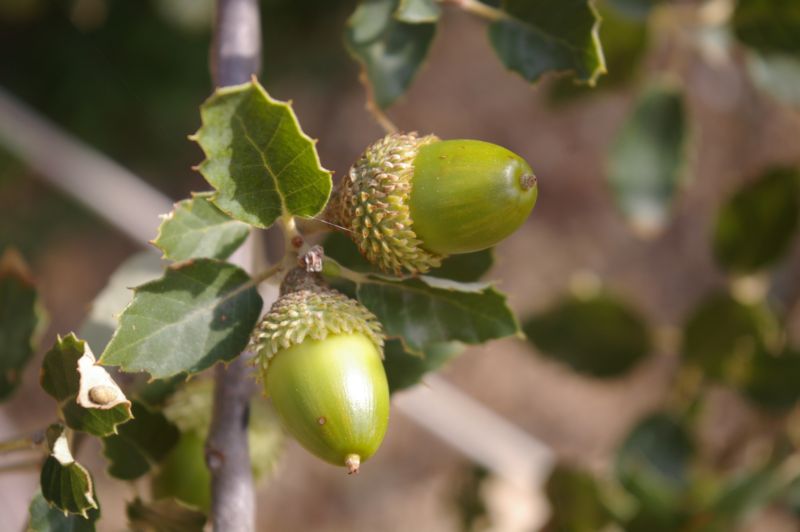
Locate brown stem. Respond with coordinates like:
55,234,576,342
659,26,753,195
207,1,263,531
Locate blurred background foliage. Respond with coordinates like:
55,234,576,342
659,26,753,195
2,0,800,530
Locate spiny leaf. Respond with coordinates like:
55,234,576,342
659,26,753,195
607,84,687,236
127,498,205,532
548,2,648,103
353,272,519,355
712,167,800,274
27,489,99,532
79,251,165,355
488,0,605,85
0,247,45,400
41,334,132,437
194,78,332,228
153,193,249,261
346,0,436,109
40,425,98,518
102,400,180,480
99,259,263,379
524,292,651,378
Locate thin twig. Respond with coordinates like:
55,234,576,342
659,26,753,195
206,1,263,531
0,428,46,455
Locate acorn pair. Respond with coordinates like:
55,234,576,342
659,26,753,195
253,133,538,472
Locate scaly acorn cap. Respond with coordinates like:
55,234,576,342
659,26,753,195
251,271,384,379
333,132,443,275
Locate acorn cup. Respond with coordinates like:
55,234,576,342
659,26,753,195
251,269,389,474
330,132,538,275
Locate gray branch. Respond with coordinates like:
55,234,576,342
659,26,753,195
206,1,263,531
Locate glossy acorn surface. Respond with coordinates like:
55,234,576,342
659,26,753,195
266,332,389,470
151,430,211,511
410,139,538,255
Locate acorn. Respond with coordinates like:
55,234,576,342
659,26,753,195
330,132,538,274
251,270,388,473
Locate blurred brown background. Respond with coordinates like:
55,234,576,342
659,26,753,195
1,0,800,530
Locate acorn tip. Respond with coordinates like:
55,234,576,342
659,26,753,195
520,173,537,191
345,454,360,475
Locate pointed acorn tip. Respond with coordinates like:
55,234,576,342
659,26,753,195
345,454,360,475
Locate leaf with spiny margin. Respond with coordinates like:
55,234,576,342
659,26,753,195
548,2,648,103
733,0,800,56
712,167,800,274
354,271,520,355
153,193,249,261
0,247,45,400
488,0,605,85
41,334,132,437
322,231,493,281
395,0,440,23
99,259,263,379
524,292,651,378
102,400,180,480
127,498,206,532
79,251,165,355
40,425,98,518
193,78,332,228
27,489,99,532
384,339,464,393
346,0,436,109
607,84,687,236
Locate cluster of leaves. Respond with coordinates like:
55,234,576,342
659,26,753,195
513,1,800,528
345,0,606,109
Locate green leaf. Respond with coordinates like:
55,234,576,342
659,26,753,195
733,0,800,56
384,339,464,393
193,78,332,228
353,273,520,355
680,291,769,380
153,194,249,261
736,348,800,412
395,0,440,23
103,400,180,480
615,413,693,517
0,247,44,400
544,465,613,532
712,167,800,273
548,3,648,103
323,231,493,282
41,334,132,437
607,84,687,234
100,259,263,379
488,0,605,85
127,498,205,532
346,0,436,109
27,489,99,532
79,251,165,355
430,249,494,282
524,292,650,377
40,425,98,518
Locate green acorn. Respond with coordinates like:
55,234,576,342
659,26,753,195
331,132,538,274
251,270,388,473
